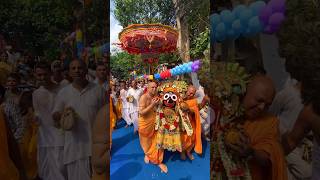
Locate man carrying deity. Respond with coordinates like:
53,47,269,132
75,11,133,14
138,81,162,165
181,85,209,160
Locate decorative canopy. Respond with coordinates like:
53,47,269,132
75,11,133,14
118,24,178,56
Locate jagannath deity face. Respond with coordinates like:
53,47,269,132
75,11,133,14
162,91,178,108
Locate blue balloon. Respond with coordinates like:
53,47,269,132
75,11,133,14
232,20,245,34
215,31,226,42
220,10,235,25
210,13,221,27
187,66,192,73
170,69,174,76
239,8,253,25
215,23,226,33
249,1,267,16
242,28,253,37
249,16,263,34
233,5,247,17
227,29,240,40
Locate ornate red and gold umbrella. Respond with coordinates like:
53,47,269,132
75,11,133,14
118,24,178,64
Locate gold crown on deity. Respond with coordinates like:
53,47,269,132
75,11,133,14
162,86,177,93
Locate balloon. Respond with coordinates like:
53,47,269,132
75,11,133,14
242,28,253,37
167,71,172,77
149,75,153,80
232,20,244,34
183,66,188,73
249,16,263,33
239,8,253,24
269,13,285,26
193,65,200,71
269,0,286,13
154,73,160,79
220,10,235,25
233,5,247,17
249,1,267,16
215,31,226,42
170,69,175,76
263,25,274,34
210,13,221,27
216,23,226,33
187,66,192,73
227,29,238,40
259,5,273,25
160,72,165,79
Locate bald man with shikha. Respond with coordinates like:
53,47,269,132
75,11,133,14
181,85,209,160
138,81,169,173
226,75,287,180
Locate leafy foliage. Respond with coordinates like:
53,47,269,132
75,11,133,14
110,51,140,80
0,0,107,60
190,28,209,59
113,0,176,27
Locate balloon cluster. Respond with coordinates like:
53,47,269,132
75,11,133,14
211,0,286,42
154,60,202,80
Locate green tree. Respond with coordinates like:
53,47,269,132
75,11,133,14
113,0,176,27
0,0,108,60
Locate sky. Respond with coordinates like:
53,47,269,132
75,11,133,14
110,0,123,53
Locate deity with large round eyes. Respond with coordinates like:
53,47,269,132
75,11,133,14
154,81,193,152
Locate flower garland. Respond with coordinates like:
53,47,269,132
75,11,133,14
158,109,180,131
210,62,252,180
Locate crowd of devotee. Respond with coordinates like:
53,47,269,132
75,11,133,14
0,45,109,180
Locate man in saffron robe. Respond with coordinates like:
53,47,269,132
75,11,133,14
181,85,209,160
227,75,287,180
138,81,168,173
92,104,109,180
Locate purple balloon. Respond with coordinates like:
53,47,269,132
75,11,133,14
191,66,197,72
269,0,286,13
263,25,279,34
269,13,285,26
263,26,272,34
259,5,273,25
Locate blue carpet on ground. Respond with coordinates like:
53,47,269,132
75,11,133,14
110,119,210,180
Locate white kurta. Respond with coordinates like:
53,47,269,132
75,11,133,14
120,89,130,124
33,86,66,180
126,87,142,132
196,86,211,136
52,83,104,180
269,79,312,179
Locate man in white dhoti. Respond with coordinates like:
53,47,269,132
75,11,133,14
269,76,312,180
33,63,66,180
126,80,142,133
195,86,211,140
52,60,105,180
119,81,130,127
